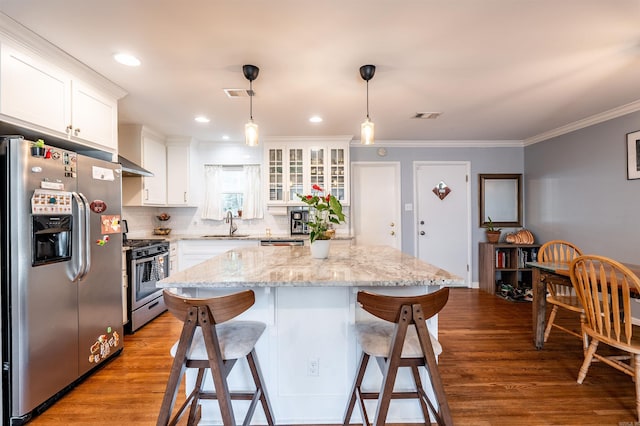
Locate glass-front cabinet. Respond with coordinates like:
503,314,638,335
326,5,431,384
267,148,284,202
329,147,347,200
289,148,304,202
264,137,350,209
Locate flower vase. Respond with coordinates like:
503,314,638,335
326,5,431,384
310,240,330,259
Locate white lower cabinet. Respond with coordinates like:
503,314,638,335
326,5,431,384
177,240,259,272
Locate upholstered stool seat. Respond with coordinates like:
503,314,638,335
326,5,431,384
355,321,442,358
343,288,453,426
170,321,266,361
157,290,275,426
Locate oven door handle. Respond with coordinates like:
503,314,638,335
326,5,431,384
133,253,168,266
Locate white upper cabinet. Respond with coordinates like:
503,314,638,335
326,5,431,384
0,45,71,133
0,43,119,153
70,79,118,151
264,137,351,209
166,138,195,206
142,134,167,205
120,124,167,206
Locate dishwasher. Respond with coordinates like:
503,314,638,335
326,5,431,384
260,239,305,246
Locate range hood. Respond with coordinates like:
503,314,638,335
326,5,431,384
117,155,154,177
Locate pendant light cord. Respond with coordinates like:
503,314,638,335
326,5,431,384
250,80,254,120
366,80,370,120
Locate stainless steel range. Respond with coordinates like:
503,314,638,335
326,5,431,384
124,238,169,333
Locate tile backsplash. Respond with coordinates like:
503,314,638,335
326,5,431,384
122,206,349,238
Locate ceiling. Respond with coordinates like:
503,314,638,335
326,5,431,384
2,0,640,145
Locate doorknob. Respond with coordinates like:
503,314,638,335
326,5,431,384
420,231,425,236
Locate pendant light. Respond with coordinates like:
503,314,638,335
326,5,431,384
243,64,260,146
359,64,376,145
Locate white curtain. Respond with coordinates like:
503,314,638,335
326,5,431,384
202,165,224,220
242,165,263,219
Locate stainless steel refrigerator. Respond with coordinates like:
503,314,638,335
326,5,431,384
0,136,124,424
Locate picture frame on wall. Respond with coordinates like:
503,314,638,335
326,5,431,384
627,130,640,180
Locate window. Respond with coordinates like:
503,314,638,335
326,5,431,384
202,165,263,220
220,166,244,216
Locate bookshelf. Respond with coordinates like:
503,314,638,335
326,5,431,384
479,242,540,295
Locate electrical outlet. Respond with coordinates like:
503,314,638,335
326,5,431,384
307,358,319,376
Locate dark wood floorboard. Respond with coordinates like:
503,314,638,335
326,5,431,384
26,288,637,425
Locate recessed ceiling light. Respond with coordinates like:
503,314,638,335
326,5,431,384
194,116,210,123
309,116,323,123
113,53,141,67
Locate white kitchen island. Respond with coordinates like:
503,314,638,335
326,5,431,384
157,244,462,425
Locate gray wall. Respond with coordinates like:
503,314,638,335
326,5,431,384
351,145,524,282
524,111,640,263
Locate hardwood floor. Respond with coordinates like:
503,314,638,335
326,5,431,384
27,288,637,425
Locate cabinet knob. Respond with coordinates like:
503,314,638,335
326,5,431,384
420,220,425,225
390,231,395,236
390,222,395,227
420,231,426,236
74,128,81,136
66,125,73,134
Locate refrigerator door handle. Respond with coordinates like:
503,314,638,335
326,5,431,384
71,192,86,281
78,192,92,279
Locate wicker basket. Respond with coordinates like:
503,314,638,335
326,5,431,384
153,227,172,236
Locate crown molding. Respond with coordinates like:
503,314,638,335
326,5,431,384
524,99,640,146
350,139,524,148
264,135,354,144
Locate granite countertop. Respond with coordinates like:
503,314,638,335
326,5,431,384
158,244,463,288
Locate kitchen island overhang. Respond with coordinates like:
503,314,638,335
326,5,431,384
157,244,462,424
158,244,462,289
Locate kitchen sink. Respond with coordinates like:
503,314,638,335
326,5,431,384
202,234,250,238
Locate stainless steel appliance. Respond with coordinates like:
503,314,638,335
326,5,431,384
1,136,124,425
124,238,169,333
290,209,309,235
260,239,304,246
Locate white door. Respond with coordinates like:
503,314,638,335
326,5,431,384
352,162,401,248
414,161,471,286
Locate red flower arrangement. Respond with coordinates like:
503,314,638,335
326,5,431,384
297,184,345,243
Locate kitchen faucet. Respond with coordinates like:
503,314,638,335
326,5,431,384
225,211,238,236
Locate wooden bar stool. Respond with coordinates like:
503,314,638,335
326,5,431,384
157,289,275,426
343,287,453,426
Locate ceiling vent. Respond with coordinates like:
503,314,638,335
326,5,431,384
224,88,255,98
412,112,441,119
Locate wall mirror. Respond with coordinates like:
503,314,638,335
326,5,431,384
479,173,522,227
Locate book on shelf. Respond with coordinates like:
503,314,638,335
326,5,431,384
517,248,529,268
495,249,510,269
